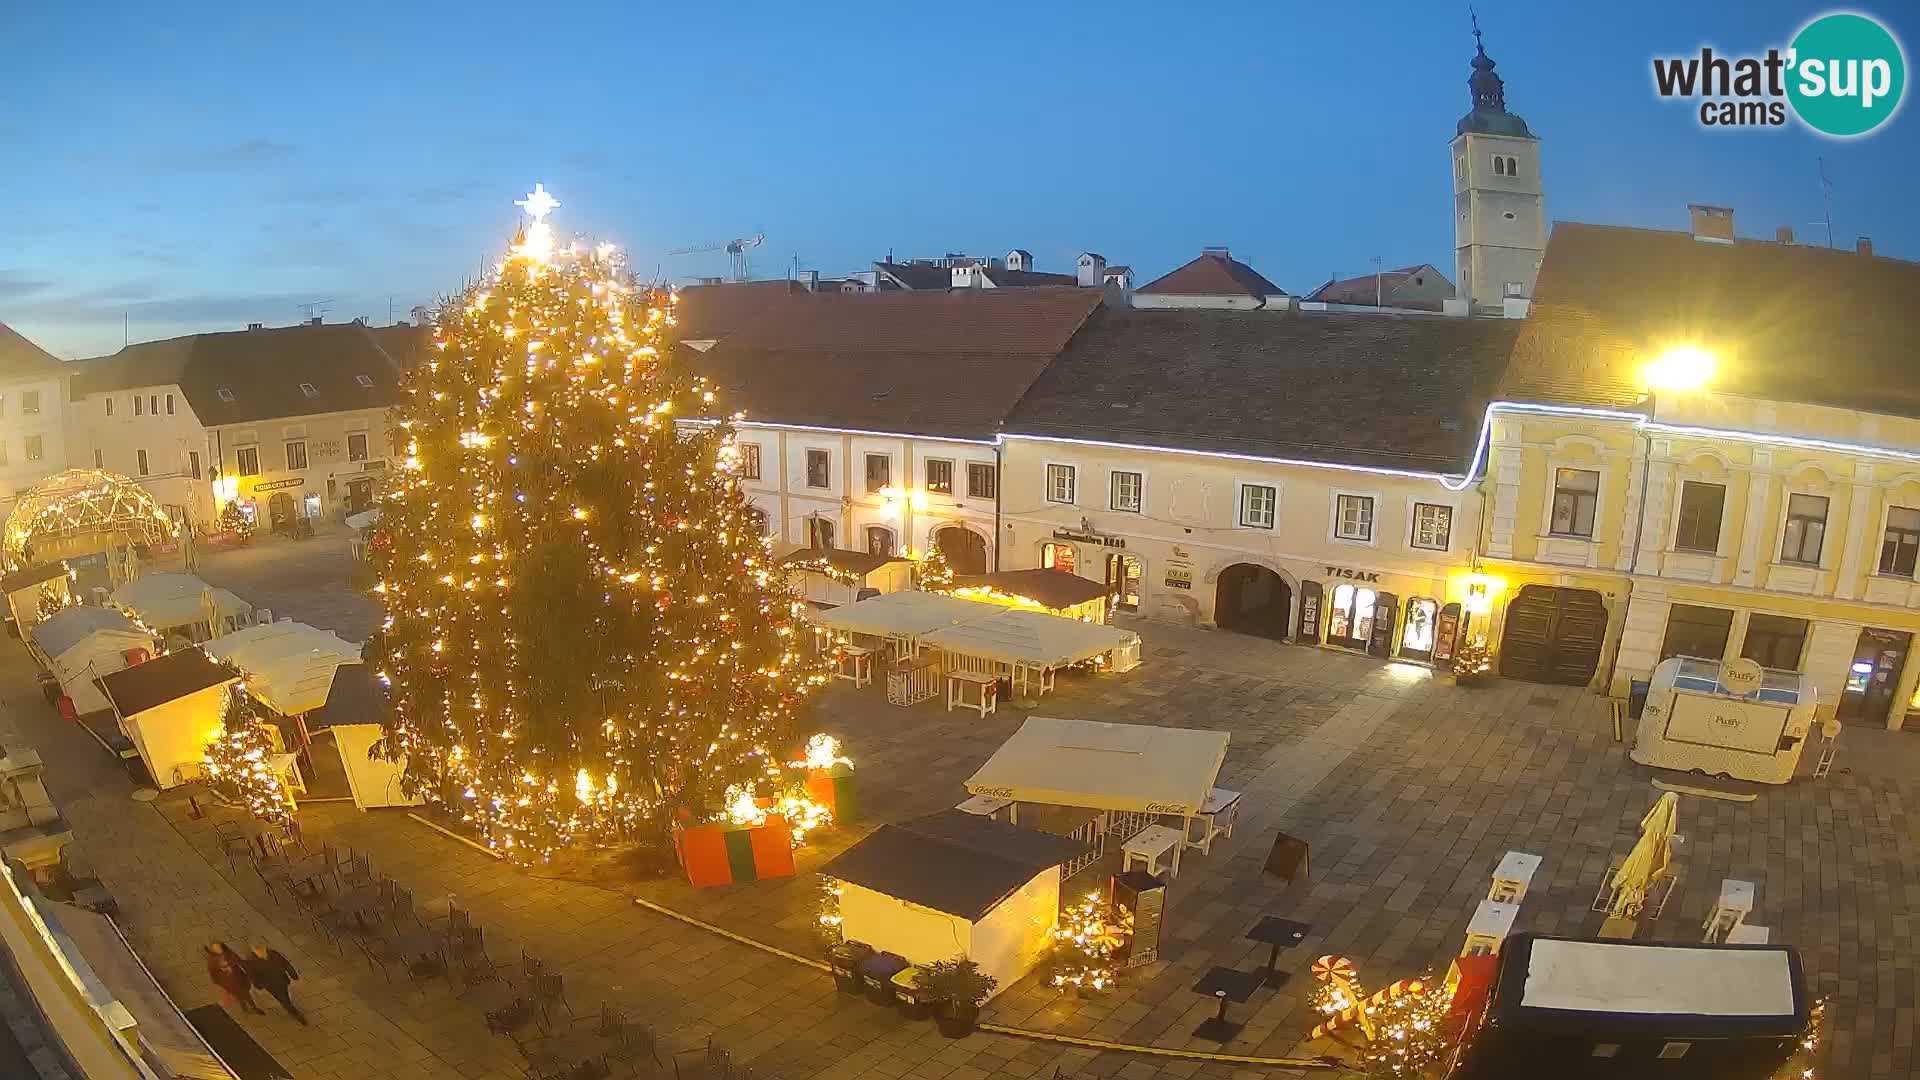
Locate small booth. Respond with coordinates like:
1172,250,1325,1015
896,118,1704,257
780,548,914,609
29,607,155,716
821,809,1084,998
1,561,71,635
97,648,242,790
299,664,418,809
110,573,253,644
1631,657,1817,784
919,608,1141,699
808,589,1003,664
204,621,369,801
963,717,1228,879
950,569,1111,624
1452,934,1807,1079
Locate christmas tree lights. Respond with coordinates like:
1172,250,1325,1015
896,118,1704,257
915,545,955,591
370,185,831,861
219,500,255,542
1050,892,1124,991
203,683,293,824
1452,636,1493,684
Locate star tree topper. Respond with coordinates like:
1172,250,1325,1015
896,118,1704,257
511,182,561,264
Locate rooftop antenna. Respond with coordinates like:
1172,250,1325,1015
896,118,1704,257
1371,255,1384,308
297,298,335,321
1810,157,1835,248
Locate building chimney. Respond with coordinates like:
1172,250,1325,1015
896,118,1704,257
1776,225,1794,244
1857,236,1874,257
306,316,323,326
1687,204,1736,245
1201,245,1232,260
797,269,819,292
1075,252,1107,288
247,322,264,331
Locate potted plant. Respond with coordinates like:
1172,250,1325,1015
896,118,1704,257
917,955,996,1038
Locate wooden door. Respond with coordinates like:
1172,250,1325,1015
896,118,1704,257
1498,585,1607,686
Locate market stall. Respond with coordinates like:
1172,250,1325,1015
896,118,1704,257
109,574,253,644
950,569,1111,624
821,809,1084,997
1631,657,1817,784
919,608,1141,698
2,561,71,634
808,590,1002,658
96,648,241,789
202,621,362,717
963,717,1228,878
780,548,914,609
29,607,154,716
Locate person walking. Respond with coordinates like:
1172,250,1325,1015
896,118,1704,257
204,943,262,1015
246,945,308,1025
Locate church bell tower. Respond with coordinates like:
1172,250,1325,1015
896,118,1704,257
1451,19,1544,313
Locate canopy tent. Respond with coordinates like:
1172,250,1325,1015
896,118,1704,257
809,590,1003,647
109,574,252,642
966,717,1228,817
822,810,1083,997
951,569,1111,622
97,648,241,789
30,607,154,715
919,609,1141,694
203,621,363,716
344,509,382,531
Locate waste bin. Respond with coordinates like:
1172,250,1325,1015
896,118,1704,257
892,966,932,1020
860,952,910,1006
827,941,874,995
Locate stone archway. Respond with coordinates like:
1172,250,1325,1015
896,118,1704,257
931,524,989,575
1214,562,1294,640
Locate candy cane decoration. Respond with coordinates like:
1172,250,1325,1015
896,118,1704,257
1309,955,1377,1041
1311,976,1428,1040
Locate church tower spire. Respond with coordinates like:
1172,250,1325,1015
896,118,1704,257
1450,14,1544,312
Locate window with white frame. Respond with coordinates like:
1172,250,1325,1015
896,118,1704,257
967,461,996,500
739,442,761,480
285,440,308,471
1240,484,1276,529
134,395,144,416
1550,468,1600,538
1335,494,1374,541
165,393,175,415
1780,493,1828,565
92,449,102,468
1881,506,1920,577
25,435,42,461
1673,481,1726,553
806,516,835,549
236,446,260,477
805,449,831,489
1046,464,1076,504
348,432,369,462
136,449,149,476
1110,470,1142,513
105,398,114,417
0,440,9,466
865,453,891,494
1411,502,1452,550
925,458,953,495
22,391,39,415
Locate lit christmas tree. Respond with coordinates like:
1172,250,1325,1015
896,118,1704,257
1452,636,1494,685
203,684,293,824
219,500,255,542
370,185,830,861
916,544,955,591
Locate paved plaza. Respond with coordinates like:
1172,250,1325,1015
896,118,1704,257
4,539,1916,1078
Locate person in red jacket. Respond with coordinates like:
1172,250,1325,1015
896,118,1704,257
204,943,262,1014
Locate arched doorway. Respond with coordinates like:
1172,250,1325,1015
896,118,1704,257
268,492,296,531
1214,563,1292,639
933,525,988,575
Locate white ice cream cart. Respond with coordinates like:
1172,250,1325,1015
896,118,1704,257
1631,657,1817,784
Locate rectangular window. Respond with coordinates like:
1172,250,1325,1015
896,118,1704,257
25,435,42,461
739,442,761,480
1550,468,1600,537
22,390,39,415
805,449,831,489
925,458,953,495
285,440,308,471
1046,464,1076,505
967,462,996,500
136,449,149,476
1879,506,1920,577
1110,470,1143,513
348,432,369,462
106,398,114,417
1780,493,1829,565
1411,503,1453,551
1660,604,1733,662
166,393,175,415
806,516,835,549
1673,481,1726,553
236,446,260,477
189,451,201,479
134,395,144,416
863,453,891,493
1742,614,1810,671
148,394,158,414
92,449,103,468
1335,494,1374,541
1240,484,1276,529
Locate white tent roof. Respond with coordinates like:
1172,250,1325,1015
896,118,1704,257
809,590,1004,640
203,620,363,715
345,509,382,530
920,608,1137,669
31,605,140,659
110,573,251,630
964,716,1228,816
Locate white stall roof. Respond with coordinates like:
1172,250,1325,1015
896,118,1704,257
32,606,139,659
204,621,363,715
964,716,1228,816
920,608,1137,670
809,590,1002,640
1521,938,1796,1017
110,574,252,630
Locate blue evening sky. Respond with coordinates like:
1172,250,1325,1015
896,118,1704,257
4,0,1916,358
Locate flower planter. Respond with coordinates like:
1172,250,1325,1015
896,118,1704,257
935,1002,980,1039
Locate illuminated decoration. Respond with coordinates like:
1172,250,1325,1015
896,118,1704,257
952,585,1048,612
1333,977,1455,1077
782,554,865,587
1785,997,1827,1080
1308,954,1377,1040
218,500,256,541
36,586,70,621
369,185,831,862
1643,344,1715,392
791,733,851,771
815,876,844,944
1452,636,1493,682
720,782,833,846
2,468,173,571
202,683,293,824
914,546,955,591
1050,892,1124,992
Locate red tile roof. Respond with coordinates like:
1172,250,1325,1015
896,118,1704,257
1306,266,1434,306
673,279,809,341
1137,250,1285,299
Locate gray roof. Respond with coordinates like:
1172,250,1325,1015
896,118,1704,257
0,324,62,380
821,810,1084,920
32,606,138,659
0,562,68,595
1006,308,1520,473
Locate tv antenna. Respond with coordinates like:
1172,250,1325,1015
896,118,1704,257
1810,157,1835,248
297,298,336,321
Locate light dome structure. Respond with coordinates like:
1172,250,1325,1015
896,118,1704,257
2,468,174,570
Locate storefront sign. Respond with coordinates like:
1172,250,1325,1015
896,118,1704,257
1324,566,1380,583
1053,527,1125,549
313,439,343,459
252,477,305,492
1171,545,1191,560
1164,568,1192,590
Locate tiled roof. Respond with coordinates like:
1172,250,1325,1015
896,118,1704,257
1504,222,1920,416
1006,307,1520,473
874,262,955,291
73,323,404,426
697,288,1102,441
983,269,1078,288
1306,266,1441,306
1137,251,1285,299
673,280,808,341
0,323,62,380
366,323,432,372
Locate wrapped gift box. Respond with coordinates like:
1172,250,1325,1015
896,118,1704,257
675,815,795,888
806,764,857,824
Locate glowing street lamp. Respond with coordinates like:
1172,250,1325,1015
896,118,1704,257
1643,345,1716,392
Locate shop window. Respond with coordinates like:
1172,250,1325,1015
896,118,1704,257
1046,464,1076,504
1106,554,1141,612
865,526,895,556
1335,494,1374,541
925,458,953,494
1240,484,1276,529
805,449,831,489
1399,598,1439,660
1780,493,1828,565
237,446,260,477
1879,506,1920,577
1328,583,1376,648
1411,503,1452,551
1741,614,1809,671
1042,542,1077,574
1660,604,1733,662
285,440,308,471
739,443,762,480
348,433,369,462
967,462,996,500
1110,471,1143,513
865,453,891,494
1674,481,1726,552
805,516,835,549
1550,468,1600,537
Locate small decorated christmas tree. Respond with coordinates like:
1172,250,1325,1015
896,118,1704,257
219,501,255,542
203,684,292,824
916,544,955,591
36,585,66,621
1453,636,1493,686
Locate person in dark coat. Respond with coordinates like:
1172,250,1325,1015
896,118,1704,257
246,945,308,1025
204,943,262,1014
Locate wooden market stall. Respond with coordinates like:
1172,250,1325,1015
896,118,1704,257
2,561,71,636
203,620,369,801
29,607,155,716
950,569,1111,624
821,809,1084,998
109,574,253,644
304,665,419,809
780,548,913,609
96,648,241,790
919,608,1141,699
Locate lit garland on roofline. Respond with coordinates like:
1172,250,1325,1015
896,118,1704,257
368,185,832,862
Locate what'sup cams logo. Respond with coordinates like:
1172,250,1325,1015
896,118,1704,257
1653,11,1906,136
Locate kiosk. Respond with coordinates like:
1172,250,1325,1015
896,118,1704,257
1630,657,1816,784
